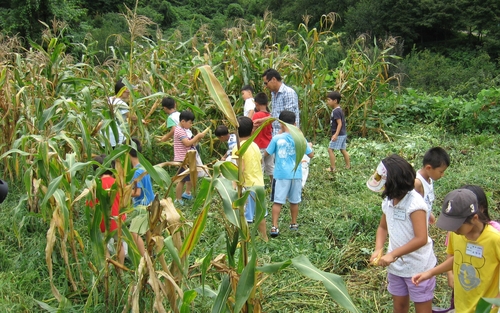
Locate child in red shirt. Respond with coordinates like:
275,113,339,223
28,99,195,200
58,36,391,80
251,92,274,182
88,155,127,265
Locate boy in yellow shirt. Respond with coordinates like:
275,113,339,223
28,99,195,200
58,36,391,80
231,116,267,241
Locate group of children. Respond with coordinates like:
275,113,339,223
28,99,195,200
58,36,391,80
96,80,500,312
367,148,500,312
214,86,315,238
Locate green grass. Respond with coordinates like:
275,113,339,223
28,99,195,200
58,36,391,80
1,124,499,312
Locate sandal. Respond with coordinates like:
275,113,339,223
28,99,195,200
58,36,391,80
325,167,336,172
289,224,299,231
270,226,280,238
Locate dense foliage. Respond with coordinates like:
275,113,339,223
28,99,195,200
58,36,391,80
1,0,500,57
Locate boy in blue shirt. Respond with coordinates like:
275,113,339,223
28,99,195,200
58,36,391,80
214,125,237,162
264,110,314,237
128,138,154,256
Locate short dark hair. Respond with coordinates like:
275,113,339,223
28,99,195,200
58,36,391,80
279,110,295,124
179,110,195,122
115,79,126,95
161,97,176,109
254,92,268,106
241,85,254,93
215,125,229,137
129,137,142,158
262,68,282,82
93,154,114,175
422,147,450,168
327,91,341,103
381,154,415,200
237,116,253,137
461,185,491,222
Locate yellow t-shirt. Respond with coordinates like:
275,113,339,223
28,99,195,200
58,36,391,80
447,224,500,313
232,140,264,187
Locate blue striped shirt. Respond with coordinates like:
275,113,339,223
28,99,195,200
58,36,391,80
270,82,299,136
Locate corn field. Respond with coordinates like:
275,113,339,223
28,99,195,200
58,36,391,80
0,8,400,313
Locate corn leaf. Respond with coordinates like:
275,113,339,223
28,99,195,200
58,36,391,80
213,178,240,228
291,255,360,313
179,204,209,259
211,274,231,313
234,249,257,313
475,298,495,313
41,175,63,208
197,65,238,127
180,290,197,313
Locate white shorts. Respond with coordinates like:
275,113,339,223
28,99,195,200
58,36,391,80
260,149,274,176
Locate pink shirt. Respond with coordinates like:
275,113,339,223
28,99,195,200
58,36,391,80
174,127,193,161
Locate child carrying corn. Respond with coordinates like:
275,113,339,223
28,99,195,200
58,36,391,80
367,154,436,313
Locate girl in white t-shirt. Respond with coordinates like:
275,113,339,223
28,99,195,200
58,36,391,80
367,154,436,313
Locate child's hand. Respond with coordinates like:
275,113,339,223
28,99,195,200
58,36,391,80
377,253,398,267
331,134,337,141
370,249,383,265
411,271,431,286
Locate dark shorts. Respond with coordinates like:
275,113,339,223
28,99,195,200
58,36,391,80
176,166,191,182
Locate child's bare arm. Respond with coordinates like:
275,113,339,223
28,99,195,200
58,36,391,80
412,255,454,286
181,132,206,147
131,184,142,198
307,142,314,158
414,178,424,197
160,126,176,142
370,214,388,264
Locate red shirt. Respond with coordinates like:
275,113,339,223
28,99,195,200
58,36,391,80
86,176,125,233
252,111,272,149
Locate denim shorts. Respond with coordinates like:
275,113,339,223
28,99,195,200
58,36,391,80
387,272,435,303
271,179,302,204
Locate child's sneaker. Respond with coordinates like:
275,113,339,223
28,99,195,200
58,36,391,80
289,224,299,231
182,192,193,200
174,199,185,206
270,226,280,238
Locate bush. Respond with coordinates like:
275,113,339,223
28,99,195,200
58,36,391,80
226,3,244,18
399,48,500,98
375,87,500,134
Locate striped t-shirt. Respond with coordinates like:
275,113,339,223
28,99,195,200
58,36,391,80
174,127,193,161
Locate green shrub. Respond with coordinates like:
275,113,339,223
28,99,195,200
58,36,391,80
375,87,500,134
400,48,500,98
226,3,244,18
